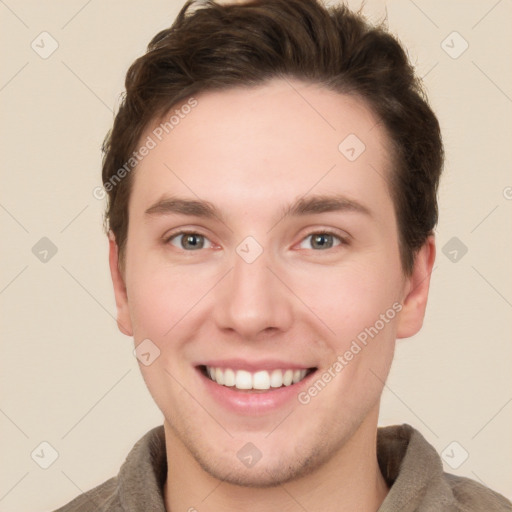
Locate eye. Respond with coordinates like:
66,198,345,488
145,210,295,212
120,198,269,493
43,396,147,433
298,232,344,250
167,232,213,251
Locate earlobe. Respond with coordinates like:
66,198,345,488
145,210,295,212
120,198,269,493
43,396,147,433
108,233,133,337
396,236,436,339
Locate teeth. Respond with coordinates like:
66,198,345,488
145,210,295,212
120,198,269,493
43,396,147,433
235,370,252,390
253,371,270,390
282,369,293,386
270,369,283,388
215,367,224,385
205,366,308,390
224,368,235,387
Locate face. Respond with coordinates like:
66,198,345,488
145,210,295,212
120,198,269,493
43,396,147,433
110,78,434,486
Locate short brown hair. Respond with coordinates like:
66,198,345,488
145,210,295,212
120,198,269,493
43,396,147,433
102,0,443,274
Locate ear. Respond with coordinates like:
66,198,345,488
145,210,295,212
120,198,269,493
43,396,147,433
396,236,436,339
108,233,133,336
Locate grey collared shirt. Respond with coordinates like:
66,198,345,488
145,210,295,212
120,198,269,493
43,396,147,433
53,424,511,511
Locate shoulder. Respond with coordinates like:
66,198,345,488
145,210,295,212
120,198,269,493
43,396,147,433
377,424,511,511
444,473,512,512
51,476,121,512
50,425,167,512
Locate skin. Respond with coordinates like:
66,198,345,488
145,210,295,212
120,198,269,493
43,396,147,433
109,78,435,512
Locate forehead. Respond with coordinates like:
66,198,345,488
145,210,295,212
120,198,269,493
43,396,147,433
130,78,394,219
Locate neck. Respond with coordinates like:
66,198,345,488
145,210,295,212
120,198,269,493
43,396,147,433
164,409,388,512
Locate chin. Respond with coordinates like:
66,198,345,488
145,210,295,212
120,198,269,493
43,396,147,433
198,450,325,488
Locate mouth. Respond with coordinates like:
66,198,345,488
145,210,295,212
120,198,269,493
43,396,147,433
198,365,317,392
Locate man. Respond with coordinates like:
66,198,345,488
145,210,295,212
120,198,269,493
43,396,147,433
56,0,511,510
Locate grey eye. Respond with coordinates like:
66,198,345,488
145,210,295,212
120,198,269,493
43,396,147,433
299,233,341,250
169,233,210,250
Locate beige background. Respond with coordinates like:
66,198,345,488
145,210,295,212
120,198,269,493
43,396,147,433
1,0,511,510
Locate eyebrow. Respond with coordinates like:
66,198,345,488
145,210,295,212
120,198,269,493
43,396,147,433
283,194,372,218
145,198,219,218
144,194,372,221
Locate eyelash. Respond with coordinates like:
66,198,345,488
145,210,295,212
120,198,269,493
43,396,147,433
297,231,349,250
164,230,349,251
165,230,214,251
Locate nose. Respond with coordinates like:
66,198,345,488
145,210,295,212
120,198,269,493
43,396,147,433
212,248,293,341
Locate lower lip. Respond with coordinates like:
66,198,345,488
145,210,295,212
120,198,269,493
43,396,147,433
196,367,317,415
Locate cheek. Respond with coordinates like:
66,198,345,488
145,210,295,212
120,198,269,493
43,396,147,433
125,255,217,341
291,261,402,341
127,276,184,340
298,264,401,403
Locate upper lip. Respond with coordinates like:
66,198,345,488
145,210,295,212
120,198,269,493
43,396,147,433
197,359,316,372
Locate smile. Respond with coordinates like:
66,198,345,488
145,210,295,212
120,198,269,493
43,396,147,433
200,365,315,391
